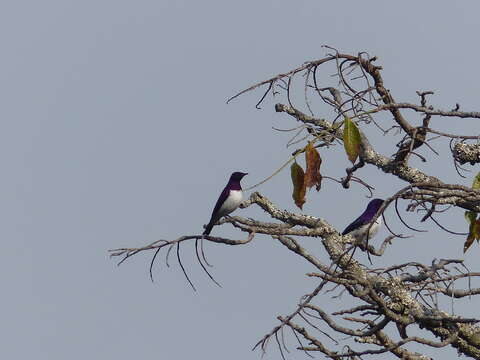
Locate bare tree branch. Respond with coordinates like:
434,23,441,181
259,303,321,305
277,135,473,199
112,49,480,359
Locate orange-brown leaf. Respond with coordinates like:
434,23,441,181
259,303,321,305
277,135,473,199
464,233,475,253
475,219,480,241
291,161,306,209
305,142,322,191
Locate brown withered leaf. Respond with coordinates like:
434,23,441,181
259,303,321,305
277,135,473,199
464,233,475,253
304,142,322,191
291,161,306,209
343,117,361,164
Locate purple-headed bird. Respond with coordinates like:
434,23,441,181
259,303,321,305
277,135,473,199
203,172,248,235
342,199,384,241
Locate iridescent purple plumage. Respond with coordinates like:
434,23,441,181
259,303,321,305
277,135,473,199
203,172,248,235
342,198,384,241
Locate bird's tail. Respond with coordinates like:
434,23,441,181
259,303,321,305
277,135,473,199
203,222,213,236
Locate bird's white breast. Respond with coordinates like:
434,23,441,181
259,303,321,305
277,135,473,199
348,217,381,242
218,190,243,217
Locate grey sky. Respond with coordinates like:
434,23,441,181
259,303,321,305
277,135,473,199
2,1,480,359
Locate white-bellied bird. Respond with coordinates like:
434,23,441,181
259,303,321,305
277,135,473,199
342,198,384,241
203,171,248,235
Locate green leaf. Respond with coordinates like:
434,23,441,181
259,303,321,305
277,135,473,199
304,142,322,191
291,161,306,209
464,211,480,253
343,117,361,164
465,210,477,225
473,172,480,190
464,175,480,252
